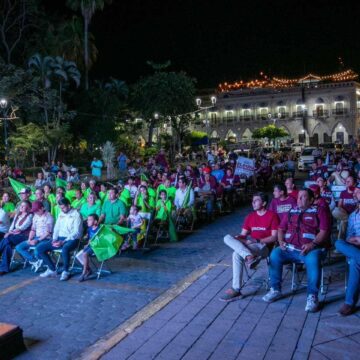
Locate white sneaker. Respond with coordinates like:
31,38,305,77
30,260,43,273
60,271,70,281
40,268,57,278
262,288,282,303
305,294,319,312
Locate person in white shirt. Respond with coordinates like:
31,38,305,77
15,201,54,271
0,201,33,275
37,198,83,281
174,177,194,210
0,207,10,238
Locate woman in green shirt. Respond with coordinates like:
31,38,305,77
155,190,172,221
135,185,155,213
80,192,101,220
1,192,15,213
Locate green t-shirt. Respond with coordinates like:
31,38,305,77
71,197,86,210
2,202,15,213
99,191,108,203
155,199,172,220
65,189,77,202
52,205,61,220
80,202,101,219
136,194,155,213
101,199,127,224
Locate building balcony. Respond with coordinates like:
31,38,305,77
292,111,307,118
331,109,348,116
256,115,269,120
240,115,254,121
277,112,289,119
312,110,329,118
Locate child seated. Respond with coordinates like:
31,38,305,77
121,205,144,250
77,213,100,282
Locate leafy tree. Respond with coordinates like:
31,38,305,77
8,122,46,167
72,77,128,147
131,63,197,155
252,125,288,140
0,0,40,64
66,0,113,90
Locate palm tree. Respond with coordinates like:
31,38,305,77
66,0,113,90
58,16,98,72
28,53,56,128
53,56,81,108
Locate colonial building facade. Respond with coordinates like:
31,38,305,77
194,74,360,145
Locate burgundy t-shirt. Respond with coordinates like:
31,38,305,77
268,196,297,222
340,190,357,214
243,210,279,240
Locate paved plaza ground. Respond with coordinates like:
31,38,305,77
1,203,360,359
0,206,248,359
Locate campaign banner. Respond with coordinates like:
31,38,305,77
234,157,255,177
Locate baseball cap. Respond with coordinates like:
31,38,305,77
19,188,31,194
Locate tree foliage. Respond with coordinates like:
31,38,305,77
252,125,288,140
131,65,196,153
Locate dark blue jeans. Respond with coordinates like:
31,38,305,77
269,246,327,296
36,237,79,272
335,240,360,306
0,233,28,272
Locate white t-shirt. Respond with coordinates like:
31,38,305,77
0,208,10,234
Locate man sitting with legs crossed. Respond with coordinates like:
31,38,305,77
220,192,279,301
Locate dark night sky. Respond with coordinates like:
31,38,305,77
58,0,360,88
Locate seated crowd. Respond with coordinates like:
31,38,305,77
221,148,360,316
1,147,360,317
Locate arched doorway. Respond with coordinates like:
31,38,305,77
332,123,349,144
226,129,237,143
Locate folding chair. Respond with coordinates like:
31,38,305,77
154,221,169,244
139,212,153,249
290,256,327,295
89,255,112,280
238,256,271,291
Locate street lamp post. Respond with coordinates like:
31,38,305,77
196,96,217,146
0,98,9,164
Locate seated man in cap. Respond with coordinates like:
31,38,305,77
15,201,54,272
37,198,83,281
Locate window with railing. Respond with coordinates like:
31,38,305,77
226,111,234,124
243,109,251,120
210,113,218,126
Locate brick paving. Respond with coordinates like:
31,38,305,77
0,207,249,359
103,255,360,360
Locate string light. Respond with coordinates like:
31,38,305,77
218,69,359,92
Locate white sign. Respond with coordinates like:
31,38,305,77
235,157,255,177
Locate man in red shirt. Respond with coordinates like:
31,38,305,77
220,192,279,301
263,188,331,312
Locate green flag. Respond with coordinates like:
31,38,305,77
181,181,192,208
90,225,128,261
55,177,67,188
168,217,178,242
8,177,36,201
119,188,131,207
140,173,149,182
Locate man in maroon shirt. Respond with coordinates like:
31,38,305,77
268,183,297,222
263,188,331,312
285,177,299,200
332,176,357,238
220,192,279,301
